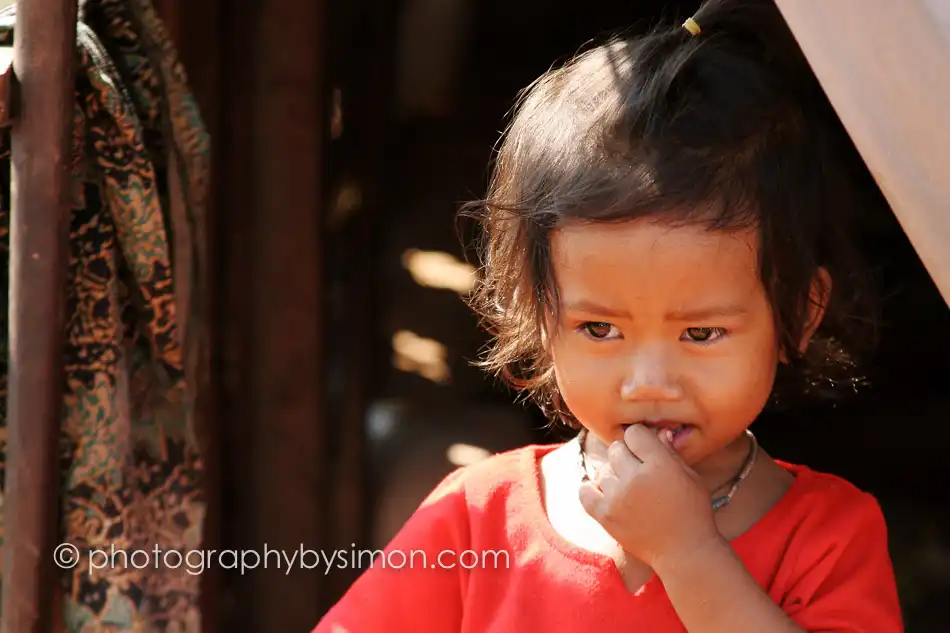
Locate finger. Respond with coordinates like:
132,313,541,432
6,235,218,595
658,428,677,452
578,480,607,519
607,439,641,479
623,424,672,463
597,469,622,500
595,459,623,496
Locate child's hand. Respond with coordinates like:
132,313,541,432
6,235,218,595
578,424,720,569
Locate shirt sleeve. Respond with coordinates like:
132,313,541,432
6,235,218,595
312,467,470,633
782,491,904,633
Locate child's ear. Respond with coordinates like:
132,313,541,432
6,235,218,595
800,267,832,351
779,267,831,363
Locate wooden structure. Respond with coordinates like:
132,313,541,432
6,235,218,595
0,2,76,633
0,1,948,632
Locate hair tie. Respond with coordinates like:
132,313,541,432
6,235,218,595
682,17,701,37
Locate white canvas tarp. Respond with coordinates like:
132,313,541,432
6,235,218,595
776,0,950,305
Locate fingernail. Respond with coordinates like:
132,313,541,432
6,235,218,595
662,429,674,444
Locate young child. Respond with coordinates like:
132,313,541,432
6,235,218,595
314,0,904,631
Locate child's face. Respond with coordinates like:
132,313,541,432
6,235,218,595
548,219,781,467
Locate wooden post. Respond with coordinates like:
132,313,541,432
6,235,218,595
217,0,329,629
1,0,77,631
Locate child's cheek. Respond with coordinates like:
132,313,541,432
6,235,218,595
552,349,617,421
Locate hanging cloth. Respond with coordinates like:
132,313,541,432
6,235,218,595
0,0,209,630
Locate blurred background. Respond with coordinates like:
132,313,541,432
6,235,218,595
4,0,947,631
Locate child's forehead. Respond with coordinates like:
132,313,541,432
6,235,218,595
552,219,757,264
550,220,762,302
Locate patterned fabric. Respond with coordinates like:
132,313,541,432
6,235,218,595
0,1,209,631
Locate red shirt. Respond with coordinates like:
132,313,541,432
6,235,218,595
314,444,903,633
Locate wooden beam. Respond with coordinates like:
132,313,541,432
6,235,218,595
217,0,329,629
775,0,950,305
1,0,77,631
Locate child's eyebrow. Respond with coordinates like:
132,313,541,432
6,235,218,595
665,305,749,321
563,300,632,320
563,300,748,321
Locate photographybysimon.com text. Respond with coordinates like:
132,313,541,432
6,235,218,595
53,542,511,576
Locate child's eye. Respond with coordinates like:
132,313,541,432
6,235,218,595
681,327,728,344
578,322,620,340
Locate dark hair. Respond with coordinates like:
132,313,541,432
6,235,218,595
461,0,882,427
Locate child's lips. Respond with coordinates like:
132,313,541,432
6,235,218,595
623,421,690,433
621,421,694,450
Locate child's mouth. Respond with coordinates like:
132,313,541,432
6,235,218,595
622,421,693,449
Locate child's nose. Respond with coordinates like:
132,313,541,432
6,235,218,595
619,352,683,401
619,378,683,402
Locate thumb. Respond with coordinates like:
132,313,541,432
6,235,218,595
578,480,605,519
